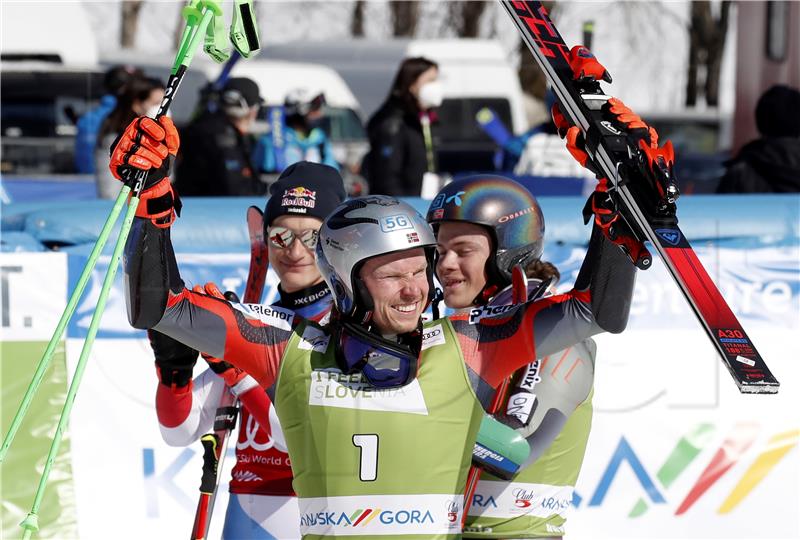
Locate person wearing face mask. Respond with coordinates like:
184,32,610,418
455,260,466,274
254,89,339,174
175,77,266,196
147,162,345,538
427,176,596,540
93,75,165,199
363,56,443,197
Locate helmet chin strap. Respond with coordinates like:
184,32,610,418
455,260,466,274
474,251,507,306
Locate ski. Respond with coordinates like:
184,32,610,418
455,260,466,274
502,1,778,394
190,206,269,539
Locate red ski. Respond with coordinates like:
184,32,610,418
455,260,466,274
190,206,269,539
502,1,778,394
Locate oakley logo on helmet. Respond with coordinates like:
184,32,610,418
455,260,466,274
498,206,536,223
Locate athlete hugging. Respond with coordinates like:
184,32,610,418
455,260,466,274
113,50,675,540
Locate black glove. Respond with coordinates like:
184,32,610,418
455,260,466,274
147,329,198,390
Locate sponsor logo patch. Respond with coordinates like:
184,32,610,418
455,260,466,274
282,186,317,211
379,214,414,233
468,304,516,324
655,228,681,246
232,303,294,331
299,494,461,535
421,324,446,350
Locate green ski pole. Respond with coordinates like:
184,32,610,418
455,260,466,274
17,2,222,537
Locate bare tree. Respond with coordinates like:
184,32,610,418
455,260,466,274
686,1,731,107
447,1,489,37
120,0,144,48
390,1,421,37
351,0,366,37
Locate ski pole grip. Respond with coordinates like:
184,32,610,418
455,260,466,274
199,434,220,494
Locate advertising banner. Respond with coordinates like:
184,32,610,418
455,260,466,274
2,201,798,539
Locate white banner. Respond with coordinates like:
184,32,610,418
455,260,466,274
0,252,67,340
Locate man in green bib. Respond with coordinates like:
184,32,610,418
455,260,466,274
112,90,670,536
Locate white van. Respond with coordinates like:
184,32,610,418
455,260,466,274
261,38,529,174
1,1,103,173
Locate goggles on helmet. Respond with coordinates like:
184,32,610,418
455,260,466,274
336,322,419,389
267,227,318,250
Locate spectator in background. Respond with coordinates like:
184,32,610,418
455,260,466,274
75,65,144,174
175,77,265,196
717,84,800,193
363,57,442,196
94,76,165,199
254,89,339,174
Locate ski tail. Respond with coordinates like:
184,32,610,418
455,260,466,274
503,0,778,394
190,206,269,539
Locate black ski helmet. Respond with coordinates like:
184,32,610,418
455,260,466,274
426,175,545,302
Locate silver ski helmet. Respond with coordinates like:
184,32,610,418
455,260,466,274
426,175,545,300
316,196,437,321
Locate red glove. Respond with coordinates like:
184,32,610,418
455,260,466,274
567,45,612,84
191,283,251,390
109,116,181,228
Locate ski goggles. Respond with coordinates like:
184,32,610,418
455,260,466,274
337,324,418,389
267,227,318,250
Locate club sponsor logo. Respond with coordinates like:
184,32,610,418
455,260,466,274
282,186,317,210
432,208,445,219
232,303,294,330
421,324,446,350
446,500,460,523
655,228,682,246
498,205,536,223
407,232,420,244
467,482,575,520
513,487,536,508
468,303,516,324
308,371,429,415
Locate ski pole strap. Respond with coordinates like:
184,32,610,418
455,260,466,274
230,0,260,58
213,405,239,431
420,113,436,172
198,0,229,63
199,434,220,494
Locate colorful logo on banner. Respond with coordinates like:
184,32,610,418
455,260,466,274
573,424,799,517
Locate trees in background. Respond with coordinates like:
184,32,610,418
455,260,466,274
686,0,732,107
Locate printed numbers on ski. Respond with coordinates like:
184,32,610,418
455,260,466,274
352,434,378,481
